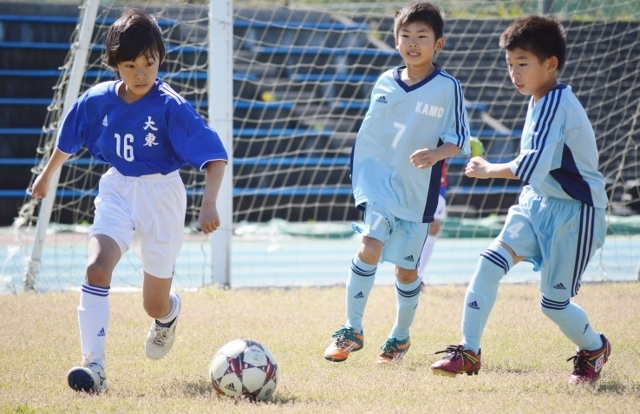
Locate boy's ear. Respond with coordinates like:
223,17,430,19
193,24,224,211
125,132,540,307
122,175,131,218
435,37,445,52
547,56,559,71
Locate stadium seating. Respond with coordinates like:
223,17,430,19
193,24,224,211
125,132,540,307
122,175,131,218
1,7,636,225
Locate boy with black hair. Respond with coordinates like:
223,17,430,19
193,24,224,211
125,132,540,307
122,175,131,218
32,8,228,392
430,15,610,385
323,1,470,365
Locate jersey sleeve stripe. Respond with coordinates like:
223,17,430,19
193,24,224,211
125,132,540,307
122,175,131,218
453,79,470,147
160,83,187,104
438,72,470,147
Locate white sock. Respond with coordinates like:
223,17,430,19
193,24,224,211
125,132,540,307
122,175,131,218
345,256,376,333
156,291,180,326
462,244,512,353
78,282,110,368
418,235,438,277
390,277,422,340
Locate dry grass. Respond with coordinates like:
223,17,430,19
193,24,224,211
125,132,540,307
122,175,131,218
1,282,639,413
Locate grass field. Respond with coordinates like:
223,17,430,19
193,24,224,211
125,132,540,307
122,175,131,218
1,282,639,413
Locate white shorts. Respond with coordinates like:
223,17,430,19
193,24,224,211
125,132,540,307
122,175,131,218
434,194,447,221
352,202,430,270
88,167,187,279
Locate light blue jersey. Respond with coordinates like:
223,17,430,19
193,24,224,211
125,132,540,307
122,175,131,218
351,67,470,223
508,84,607,208
57,78,228,176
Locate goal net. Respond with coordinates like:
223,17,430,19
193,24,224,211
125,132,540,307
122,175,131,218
5,0,639,293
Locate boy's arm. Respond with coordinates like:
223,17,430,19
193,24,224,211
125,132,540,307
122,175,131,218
31,148,72,198
410,142,461,169
465,156,518,180
198,160,226,234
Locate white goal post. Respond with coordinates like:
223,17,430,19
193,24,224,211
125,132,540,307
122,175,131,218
22,0,102,290
21,0,234,289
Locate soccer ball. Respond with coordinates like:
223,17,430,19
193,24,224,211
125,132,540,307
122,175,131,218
209,339,279,401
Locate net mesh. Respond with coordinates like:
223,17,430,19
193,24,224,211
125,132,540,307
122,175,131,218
6,0,640,292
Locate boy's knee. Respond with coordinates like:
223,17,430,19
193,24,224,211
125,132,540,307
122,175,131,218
540,295,570,319
85,262,112,287
469,244,514,287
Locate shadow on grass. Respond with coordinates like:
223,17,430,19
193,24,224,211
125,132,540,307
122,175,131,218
596,381,640,394
180,379,299,404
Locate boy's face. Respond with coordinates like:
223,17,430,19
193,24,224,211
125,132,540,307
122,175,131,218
395,21,443,69
505,47,558,102
116,51,161,103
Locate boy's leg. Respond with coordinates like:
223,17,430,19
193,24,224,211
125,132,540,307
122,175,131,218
431,204,536,376
325,205,389,362
461,243,514,353
418,224,438,277
345,254,378,332
324,241,379,362
129,171,185,360
430,243,514,376
376,218,429,364
541,298,610,384
144,274,180,359
389,272,422,341
376,269,420,364
418,194,445,281
538,203,609,383
68,234,121,393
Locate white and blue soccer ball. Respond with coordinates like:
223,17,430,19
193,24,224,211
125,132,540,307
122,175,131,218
210,339,279,402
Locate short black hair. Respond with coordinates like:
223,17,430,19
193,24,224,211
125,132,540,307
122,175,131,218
499,15,566,71
394,1,445,41
104,8,165,69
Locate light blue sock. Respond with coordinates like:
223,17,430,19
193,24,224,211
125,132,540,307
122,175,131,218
462,244,512,353
345,256,376,332
390,277,422,340
541,298,603,351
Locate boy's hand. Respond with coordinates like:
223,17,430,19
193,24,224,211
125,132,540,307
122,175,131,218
30,174,50,199
410,148,438,169
199,203,220,234
465,157,492,179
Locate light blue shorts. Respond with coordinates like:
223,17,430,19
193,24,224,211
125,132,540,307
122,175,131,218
352,203,430,270
497,187,606,299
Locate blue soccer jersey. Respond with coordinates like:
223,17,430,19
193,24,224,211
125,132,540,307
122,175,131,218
351,67,470,223
508,84,607,208
56,78,228,176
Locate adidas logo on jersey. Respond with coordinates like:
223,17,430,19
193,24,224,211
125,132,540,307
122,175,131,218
354,291,364,299
467,301,480,310
375,95,387,104
97,327,106,337
403,255,415,262
553,283,567,289
102,115,108,126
